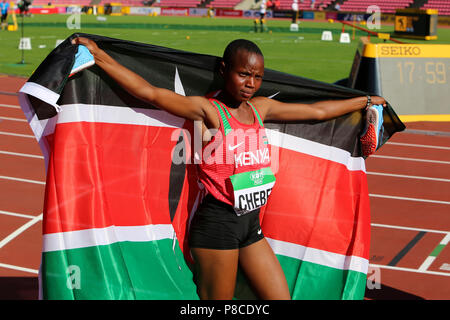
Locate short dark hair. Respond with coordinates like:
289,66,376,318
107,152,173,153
222,39,264,67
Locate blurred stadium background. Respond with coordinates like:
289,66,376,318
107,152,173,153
0,0,449,82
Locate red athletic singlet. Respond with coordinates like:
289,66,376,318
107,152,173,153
197,99,276,216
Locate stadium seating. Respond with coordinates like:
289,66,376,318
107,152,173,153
156,0,201,8
338,0,414,14
31,0,92,4
422,0,450,15
208,0,242,9
31,0,201,8
24,0,450,15
98,0,150,5
277,0,334,11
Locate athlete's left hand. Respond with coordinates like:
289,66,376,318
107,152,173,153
369,96,387,108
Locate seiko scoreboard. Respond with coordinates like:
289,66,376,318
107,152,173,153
348,37,450,116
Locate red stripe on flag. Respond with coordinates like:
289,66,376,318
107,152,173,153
43,122,181,234
261,147,371,259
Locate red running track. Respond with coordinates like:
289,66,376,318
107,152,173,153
0,75,449,300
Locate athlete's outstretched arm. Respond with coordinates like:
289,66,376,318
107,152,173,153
71,37,215,124
252,95,386,122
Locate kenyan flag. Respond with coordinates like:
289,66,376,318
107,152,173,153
18,33,405,300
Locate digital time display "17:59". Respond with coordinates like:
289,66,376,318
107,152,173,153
396,61,447,84
378,57,449,115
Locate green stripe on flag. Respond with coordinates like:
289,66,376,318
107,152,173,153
41,234,366,300
278,254,367,300
42,239,199,300
234,254,366,300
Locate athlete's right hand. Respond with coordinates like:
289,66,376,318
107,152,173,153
71,36,100,57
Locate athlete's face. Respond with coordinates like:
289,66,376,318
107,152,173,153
222,49,264,102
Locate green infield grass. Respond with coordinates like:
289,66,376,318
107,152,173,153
0,14,449,83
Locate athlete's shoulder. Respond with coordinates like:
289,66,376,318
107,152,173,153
249,96,272,108
186,95,219,129
249,96,272,120
249,96,268,103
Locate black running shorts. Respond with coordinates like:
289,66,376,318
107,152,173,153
188,194,264,250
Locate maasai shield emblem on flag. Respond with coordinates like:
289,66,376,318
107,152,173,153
18,33,405,300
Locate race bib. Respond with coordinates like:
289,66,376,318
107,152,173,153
229,167,276,216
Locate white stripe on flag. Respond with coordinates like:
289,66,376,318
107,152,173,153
266,237,369,274
19,82,60,108
57,103,186,129
43,224,175,252
53,104,365,172
42,226,367,274
18,83,366,173
266,129,366,172
17,82,366,174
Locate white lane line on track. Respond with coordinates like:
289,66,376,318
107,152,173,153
0,176,45,185
0,131,35,138
405,129,450,137
367,171,450,182
386,141,450,151
0,104,20,109
0,263,38,274
0,213,42,250
418,233,450,272
418,257,436,273
0,210,39,220
0,150,43,159
0,116,27,122
371,155,450,165
369,194,450,205
0,91,19,97
371,223,449,234
369,263,450,277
